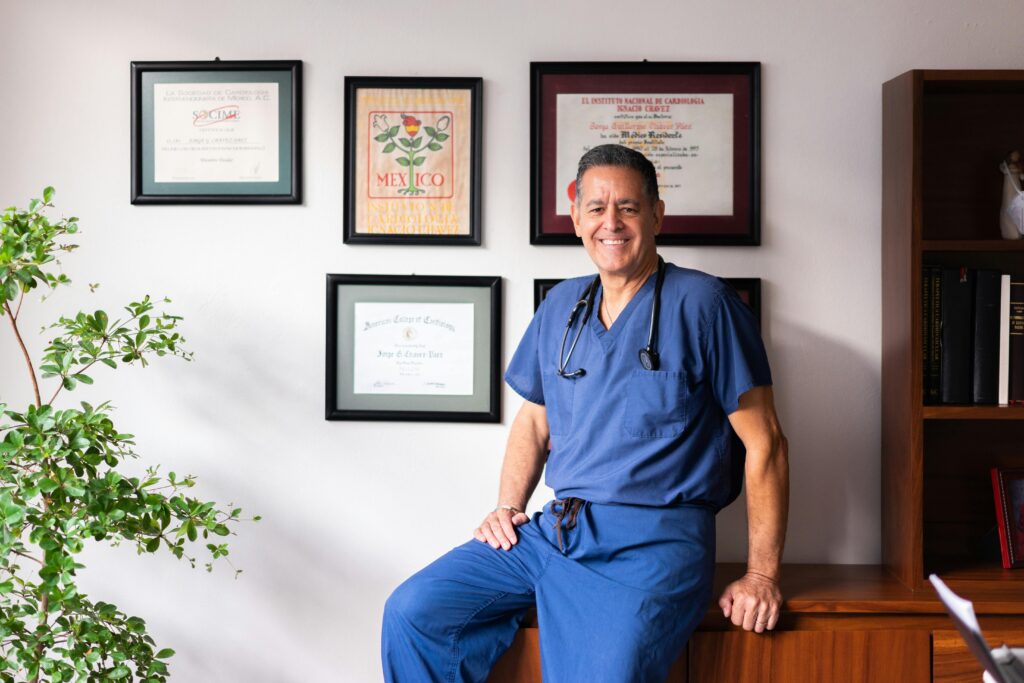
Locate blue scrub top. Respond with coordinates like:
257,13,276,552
505,262,772,510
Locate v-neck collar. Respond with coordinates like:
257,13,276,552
588,271,657,350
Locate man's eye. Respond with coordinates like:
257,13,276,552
621,207,638,214
589,207,604,214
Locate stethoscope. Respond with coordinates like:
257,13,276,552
557,256,666,378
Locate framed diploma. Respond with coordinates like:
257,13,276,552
326,274,501,421
131,60,302,204
533,276,761,329
530,62,760,246
343,77,482,246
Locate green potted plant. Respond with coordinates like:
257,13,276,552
0,188,254,682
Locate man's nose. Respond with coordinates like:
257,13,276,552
602,206,623,230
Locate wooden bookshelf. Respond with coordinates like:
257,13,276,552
882,69,1024,608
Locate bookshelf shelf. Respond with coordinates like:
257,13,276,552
922,240,1024,252
923,406,1024,420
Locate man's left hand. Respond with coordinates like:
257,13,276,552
718,572,782,633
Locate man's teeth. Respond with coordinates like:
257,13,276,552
602,239,626,245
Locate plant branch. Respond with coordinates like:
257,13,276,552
3,300,41,408
13,289,25,321
13,550,42,567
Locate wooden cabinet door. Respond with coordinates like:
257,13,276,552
689,630,931,682
933,630,1024,683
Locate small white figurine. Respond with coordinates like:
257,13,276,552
1000,151,1024,240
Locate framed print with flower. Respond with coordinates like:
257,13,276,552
343,77,482,245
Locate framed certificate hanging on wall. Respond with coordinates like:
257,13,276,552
131,60,302,204
343,77,483,246
531,61,760,246
326,274,501,422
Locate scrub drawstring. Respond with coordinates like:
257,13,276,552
552,497,585,553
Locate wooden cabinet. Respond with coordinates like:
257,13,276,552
933,629,1024,682
689,630,930,682
489,564,1024,682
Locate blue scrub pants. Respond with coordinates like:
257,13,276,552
381,499,715,682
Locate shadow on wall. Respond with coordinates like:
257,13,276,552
93,299,399,681
715,279,880,565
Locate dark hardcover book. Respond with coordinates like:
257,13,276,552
940,267,973,404
928,268,942,403
922,266,932,402
972,269,1001,404
1011,281,1024,403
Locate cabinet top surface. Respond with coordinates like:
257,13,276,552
715,564,1024,615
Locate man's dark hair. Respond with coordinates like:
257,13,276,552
575,144,660,205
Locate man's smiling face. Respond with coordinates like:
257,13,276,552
570,165,664,280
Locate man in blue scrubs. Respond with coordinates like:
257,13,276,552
382,144,789,682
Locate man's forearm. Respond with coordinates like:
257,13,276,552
496,403,549,511
744,437,790,580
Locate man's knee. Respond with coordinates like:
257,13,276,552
383,573,435,631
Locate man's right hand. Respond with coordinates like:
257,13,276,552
473,508,530,551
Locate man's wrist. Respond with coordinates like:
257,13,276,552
493,504,522,515
745,568,780,584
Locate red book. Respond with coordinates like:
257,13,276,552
991,467,1024,569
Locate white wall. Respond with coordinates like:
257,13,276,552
0,0,1016,679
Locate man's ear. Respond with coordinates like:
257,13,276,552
653,199,665,236
570,200,583,237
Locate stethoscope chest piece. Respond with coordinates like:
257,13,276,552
638,348,660,371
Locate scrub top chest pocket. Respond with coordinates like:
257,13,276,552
542,370,576,435
624,369,690,438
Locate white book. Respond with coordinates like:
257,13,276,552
999,274,1011,405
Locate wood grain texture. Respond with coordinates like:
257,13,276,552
933,629,1024,683
882,68,924,591
689,630,930,682
711,563,1024,615
924,405,1024,418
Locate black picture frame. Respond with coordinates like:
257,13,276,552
530,61,760,246
533,279,563,311
326,274,501,422
724,278,762,330
343,77,483,246
533,276,761,329
131,60,302,204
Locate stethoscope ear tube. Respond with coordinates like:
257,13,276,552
558,258,666,378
